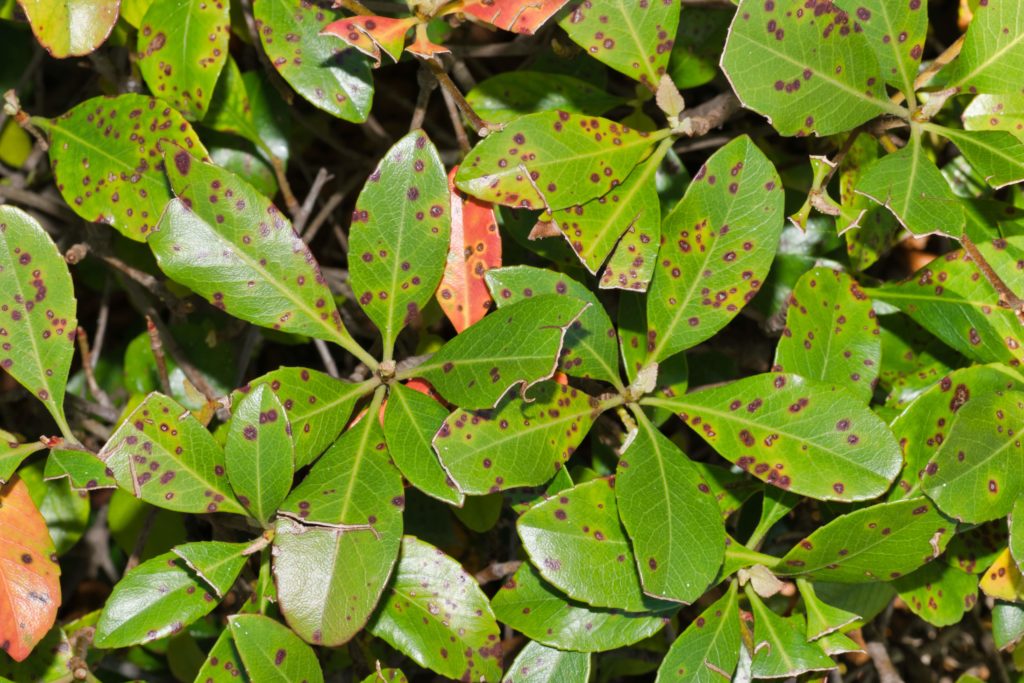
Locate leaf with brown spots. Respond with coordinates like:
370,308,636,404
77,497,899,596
433,381,605,495
946,519,1007,575
839,134,899,272
656,583,741,683
617,414,725,604
93,551,219,648
0,477,61,662
321,15,416,66
0,207,77,437
644,373,902,501
229,613,324,683
892,560,979,628
456,0,568,35
774,267,881,402
455,111,663,212
921,390,1024,523
98,392,244,515
877,314,964,408
485,266,620,385
0,430,45,485
40,94,209,241
504,640,589,683
225,385,293,523
17,0,118,57
980,547,1024,601
645,135,784,362
721,0,902,137
194,628,249,683
137,0,229,120
415,294,589,409
42,447,116,491
559,0,680,90
775,497,952,582
205,57,290,164
172,541,249,599
252,0,373,122
367,536,503,683
943,0,1024,96
746,586,835,678
436,168,501,334
870,237,1024,365
351,130,451,355
963,94,1024,138
466,71,627,125
599,211,660,293
849,0,927,101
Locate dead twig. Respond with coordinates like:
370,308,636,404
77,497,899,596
75,326,113,408
146,316,173,396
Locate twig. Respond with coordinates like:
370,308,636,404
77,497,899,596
0,184,77,222
124,507,159,573
295,167,332,236
91,278,110,369
677,92,741,138
439,79,471,153
333,0,372,15
67,393,121,424
410,64,436,132
313,338,341,378
961,233,1024,324
474,560,521,584
423,58,496,136
269,156,300,218
893,34,966,106
75,327,113,408
146,316,172,396
865,642,905,683
303,192,344,245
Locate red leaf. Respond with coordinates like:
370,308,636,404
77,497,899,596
437,168,502,333
456,0,570,34
322,15,416,65
0,477,61,662
405,28,450,60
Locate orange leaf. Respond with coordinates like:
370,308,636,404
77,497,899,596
437,168,502,333
454,0,570,34
0,477,61,662
322,15,416,66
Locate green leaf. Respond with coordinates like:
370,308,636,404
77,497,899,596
486,266,621,386
721,0,898,137
946,519,1007,574
776,498,952,582
16,0,118,57
0,625,74,682
746,587,835,679
452,492,503,532
225,384,294,522
205,57,278,158
229,614,324,683
43,94,209,241
503,640,590,683
360,670,407,683
98,392,244,515
963,94,1024,138
993,601,1024,650
617,415,725,604
466,72,626,124
944,0,1024,95
351,130,451,353
560,0,680,89
252,0,373,122
0,430,45,484
920,390,1024,523
455,111,662,212
383,382,463,505
43,447,116,491
655,583,741,683
855,134,966,238
153,151,364,359
892,560,979,627
273,516,399,646
840,135,899,272
645,373,901,502
773,266,881,402
1012,498,1024,573
195,628,250,683
36,474,89,556
233,367,364,469
491,562,675,652
0,206,77,434
368,536,503,683
94,552,219,648
172,540,249,598
929,126,1024,189
850,0,927,99
668,6,734,90
137,0,229,119
646,135,784,362
415,294,588,409
435,382,601,495
870,237,1024,365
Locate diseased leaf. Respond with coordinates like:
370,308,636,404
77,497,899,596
920,390,1024,523
980,548,1024,601
503,640,590,683
42,94,209,241
467,72,626,124
0,206,77,433
172,541,249,598
415,294,588,409
322,15,415,65
230,614,324,683
599,208,661,292
944,0,1024,95
877,314,965,408
434,382,601,495
225,385,294,522
93,552,217,648
43,447,116,491
617,416,725,604
930,126,1024,189
854,135,966,238
870,237,1024,365
368,536,503,683
993,601,1024,651
840,135,899,272
774,266,881,402
721,0,898,137
0,431,45,484
137,0,229,119
360,670,406,683
0,477,61,662
458,0,569,35
383,381,463,505
947,519,1007,574
892,561,979,628
491,562,675,652
351,131,451,352
17,0,118,57
252,0,373,122
98,392,244,515
0,625,74,682
194,628,249,683
645,373,901,501
486,266,620,385
963,94,1024,137
776,498,952,582
455,111,662,212
205,58,286,162
850,0,927,99
747,587,834,679
655,583,740,683
646,135,784,362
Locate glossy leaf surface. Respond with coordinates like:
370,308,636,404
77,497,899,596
852,0,927,98
655,583,740,683
225,385,294,522
230,614,324,683
460,0,568,35
747,589,835,679
17,0,118,57
502,640,590,683
945,0,1024,94
934,127,1024,189
172,540,248,598
0,432,45,485
892,561,979,628
194,628,249,683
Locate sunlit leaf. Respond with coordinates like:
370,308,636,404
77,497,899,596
892,560,979,627
322,15,415,65
458,0,568,35
229,614,324,683
194,628,249,683
797,579,858,640
747,587,834,679
16,0,118,57
172,540,249,599
944,0,1024,95
963,94,1024,138
850,0,927,99
225,385,294,522
503,640,590,683
655,583,740,683
930,126,1024,189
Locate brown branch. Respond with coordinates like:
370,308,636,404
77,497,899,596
146,316,173,396
961,233,1024,324
423,58,497,136
75,326,112,408
295,167,332,236
439,79,471,153
677,92,741,138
